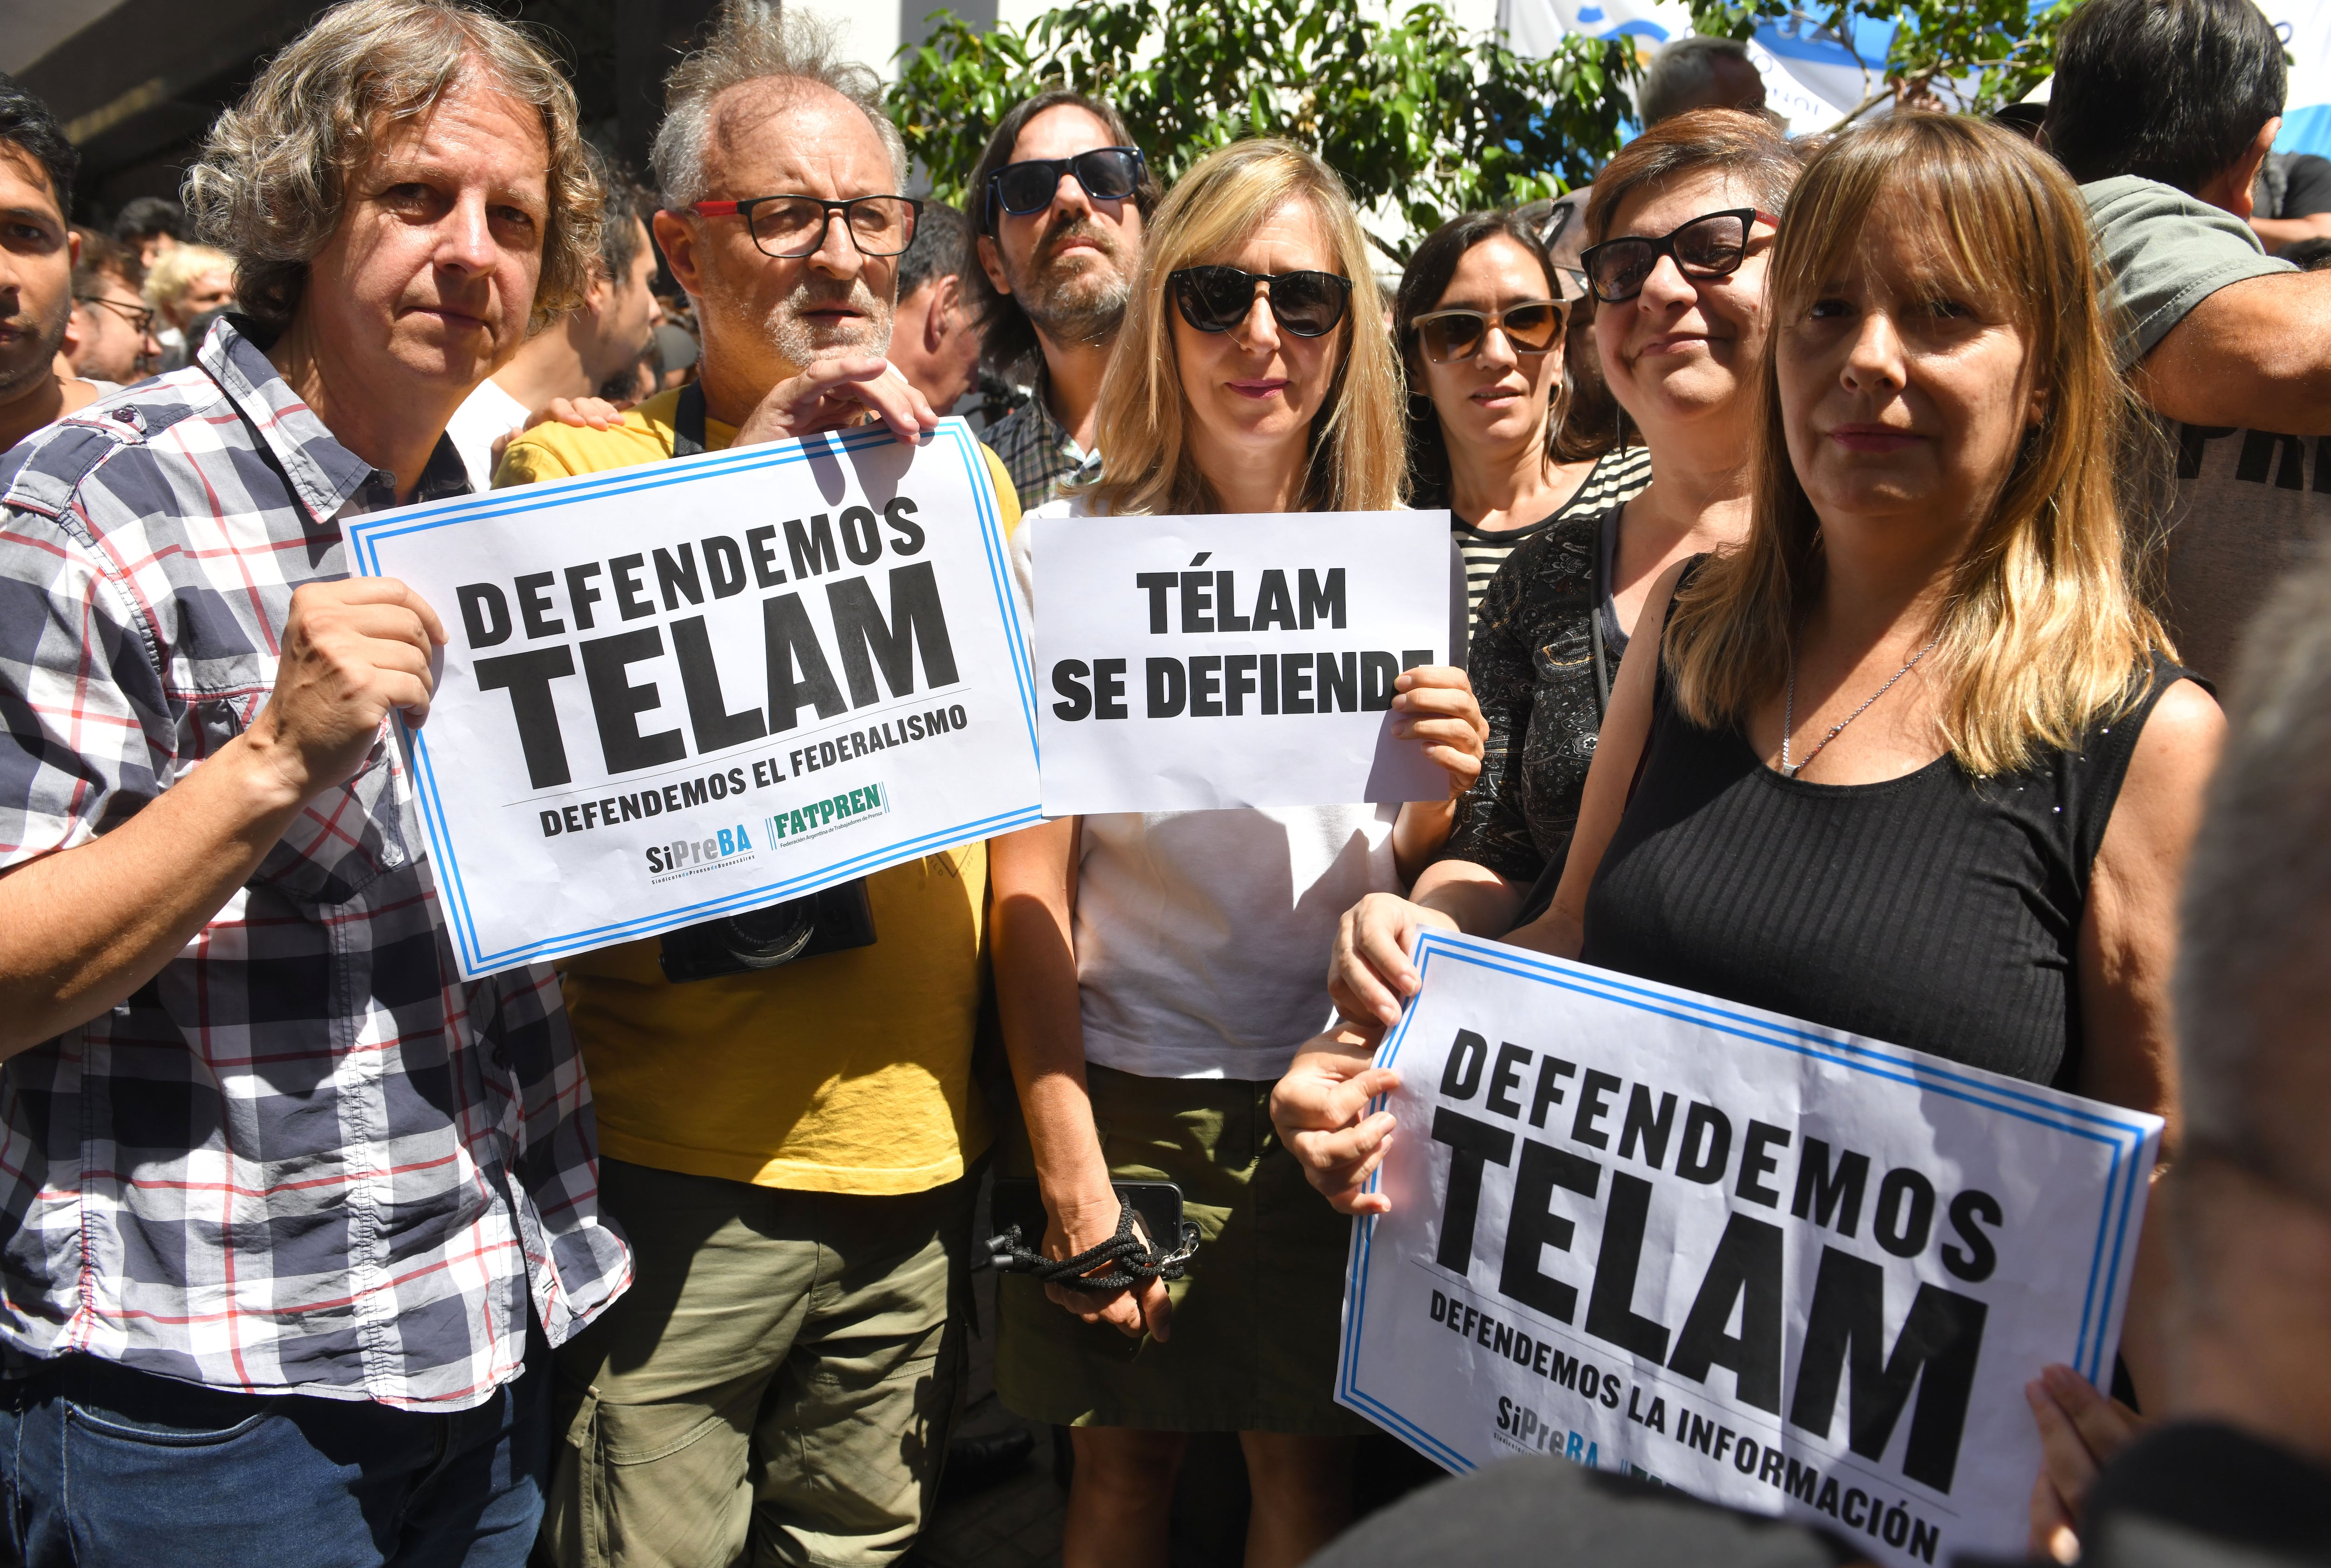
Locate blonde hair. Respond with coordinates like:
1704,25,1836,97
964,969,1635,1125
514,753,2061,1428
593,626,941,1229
141,244,235,314
184,0,600,335
1663,113,2170,777
1082,139,1407,517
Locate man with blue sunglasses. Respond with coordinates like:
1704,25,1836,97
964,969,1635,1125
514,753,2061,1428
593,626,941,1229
966,90,1160,510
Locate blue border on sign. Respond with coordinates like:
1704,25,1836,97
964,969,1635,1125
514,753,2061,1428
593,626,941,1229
1335,929,2159,1477
342,419,1043,974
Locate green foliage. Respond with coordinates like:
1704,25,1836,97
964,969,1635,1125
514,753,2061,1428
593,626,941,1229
888,0,1640,263
1687,0,2075,122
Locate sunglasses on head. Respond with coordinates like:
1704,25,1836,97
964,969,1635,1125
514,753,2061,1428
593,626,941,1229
986,147,1147,229
1169,265,1352,338
1577,207,1780,304
1410,299,1566,363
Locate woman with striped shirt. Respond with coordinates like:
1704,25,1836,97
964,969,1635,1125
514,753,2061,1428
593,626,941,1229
1395,211,1652,630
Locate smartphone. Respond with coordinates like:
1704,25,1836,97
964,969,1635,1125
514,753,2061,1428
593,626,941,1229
989,1177,1185,1250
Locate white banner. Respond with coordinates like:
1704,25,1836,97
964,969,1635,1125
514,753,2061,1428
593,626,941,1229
1337,931,2162,1568
1031,511,1459,815
344,419,1042,978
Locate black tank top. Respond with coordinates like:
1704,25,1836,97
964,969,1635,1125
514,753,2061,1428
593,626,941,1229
1579,588,2193,1088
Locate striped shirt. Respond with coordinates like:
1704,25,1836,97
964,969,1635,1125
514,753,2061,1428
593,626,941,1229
1450,445,1653,629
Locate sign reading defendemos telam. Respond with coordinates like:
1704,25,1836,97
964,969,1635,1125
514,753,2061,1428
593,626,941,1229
1338,931,2162,1568
1032,511,1458,814
344,418,1041,978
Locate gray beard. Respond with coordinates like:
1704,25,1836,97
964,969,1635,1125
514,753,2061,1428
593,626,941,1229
769,285,893,368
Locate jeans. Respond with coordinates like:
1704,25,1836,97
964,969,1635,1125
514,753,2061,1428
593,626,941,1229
0,1348,550,1567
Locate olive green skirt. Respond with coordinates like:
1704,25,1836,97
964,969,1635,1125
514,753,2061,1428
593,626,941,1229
993,1063,1374,1435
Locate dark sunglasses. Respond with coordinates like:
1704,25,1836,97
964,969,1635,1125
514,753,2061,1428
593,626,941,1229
1169,265,1352,339
986,147,1147,229
682,194,921,259
1411,299,1566,363
1578,208,1780,304
76,294,158,337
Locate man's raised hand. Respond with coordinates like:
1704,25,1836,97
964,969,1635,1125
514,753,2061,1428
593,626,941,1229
734,355,939,449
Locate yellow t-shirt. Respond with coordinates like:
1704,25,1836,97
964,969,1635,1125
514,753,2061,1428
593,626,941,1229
497,388,1014,1194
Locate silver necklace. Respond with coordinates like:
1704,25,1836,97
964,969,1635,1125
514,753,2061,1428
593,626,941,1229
1781,631,1942,780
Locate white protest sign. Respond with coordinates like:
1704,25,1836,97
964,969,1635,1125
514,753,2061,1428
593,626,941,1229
1032,511,1456,814
1337,931,2161,1567
343,418,1041,978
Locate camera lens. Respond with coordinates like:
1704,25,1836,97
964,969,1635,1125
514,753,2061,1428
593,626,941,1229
721,898,819,968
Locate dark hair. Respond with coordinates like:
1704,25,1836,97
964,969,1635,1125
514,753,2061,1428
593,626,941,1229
897,200,970,301
112,195,186,245
1639,35,1759,127
964,89,1161,376
0,72,76,217
2043,0,2286,192
588,149,650,286
73,231,144,296
2283,235,2331,272
1393,209,1572,506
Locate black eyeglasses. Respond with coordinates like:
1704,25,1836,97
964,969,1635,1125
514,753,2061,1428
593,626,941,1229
76,294,158,337
1411,299,1566,363
683,194,922,259
1578,208,1779,304
986,147,1146,229
1169,266,1352,339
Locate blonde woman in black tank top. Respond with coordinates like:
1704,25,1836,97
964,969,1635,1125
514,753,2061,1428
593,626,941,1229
1276,116,2220,1398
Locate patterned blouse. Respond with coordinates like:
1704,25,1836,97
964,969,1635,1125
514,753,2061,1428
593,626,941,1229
1436,505,1619,885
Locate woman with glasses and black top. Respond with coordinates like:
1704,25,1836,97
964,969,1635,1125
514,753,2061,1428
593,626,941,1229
985,139,1488,1568
1329,110,1803,1022
1395,212,1652,629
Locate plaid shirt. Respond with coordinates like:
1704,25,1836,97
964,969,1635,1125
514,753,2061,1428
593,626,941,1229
0,319,629,1409
983,365,1096,512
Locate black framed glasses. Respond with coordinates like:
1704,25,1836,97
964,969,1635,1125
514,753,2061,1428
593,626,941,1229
683,194,922,259
76,294,158,337
1578,208,1779,304
1411,299,1567,363
985,146,1146,229
1169,265,1352,339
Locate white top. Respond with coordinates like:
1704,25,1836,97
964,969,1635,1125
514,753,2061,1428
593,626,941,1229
444,378,531,493
1017,495,1402,1081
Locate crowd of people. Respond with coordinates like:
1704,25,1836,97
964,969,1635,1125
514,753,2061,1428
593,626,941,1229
0,0,2326,1564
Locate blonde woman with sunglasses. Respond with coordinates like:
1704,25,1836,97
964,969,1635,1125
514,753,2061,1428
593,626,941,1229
986,139,1487,1568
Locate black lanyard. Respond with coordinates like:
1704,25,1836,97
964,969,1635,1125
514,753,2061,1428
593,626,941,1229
673,381,710,457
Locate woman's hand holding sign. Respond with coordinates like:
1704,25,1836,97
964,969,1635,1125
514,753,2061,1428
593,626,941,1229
2025,1364,2149,1562
733,354,939,448
1388,665,1488,882
1390,664,1488,796
1270,1020,1404,1216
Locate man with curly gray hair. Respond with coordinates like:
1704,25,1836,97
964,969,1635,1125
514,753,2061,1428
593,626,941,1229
0,3,628,1564
500,6,1023,1566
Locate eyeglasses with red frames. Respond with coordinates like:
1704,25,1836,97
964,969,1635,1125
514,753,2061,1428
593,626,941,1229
681,194,923,259
1577,208,1782,304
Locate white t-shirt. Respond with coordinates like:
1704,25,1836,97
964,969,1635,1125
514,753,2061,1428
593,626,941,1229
444,378,531,493
1015,495,1403,1081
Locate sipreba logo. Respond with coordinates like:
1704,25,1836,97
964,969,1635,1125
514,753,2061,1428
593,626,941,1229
769,782,891,848
646,823,756,877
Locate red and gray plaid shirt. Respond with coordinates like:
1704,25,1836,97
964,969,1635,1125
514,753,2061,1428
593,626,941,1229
0,319,629,1408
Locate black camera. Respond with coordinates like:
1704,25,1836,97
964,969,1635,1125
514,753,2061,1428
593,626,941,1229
656,877,877,983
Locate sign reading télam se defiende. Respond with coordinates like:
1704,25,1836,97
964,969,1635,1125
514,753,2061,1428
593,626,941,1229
343,419,1041,978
